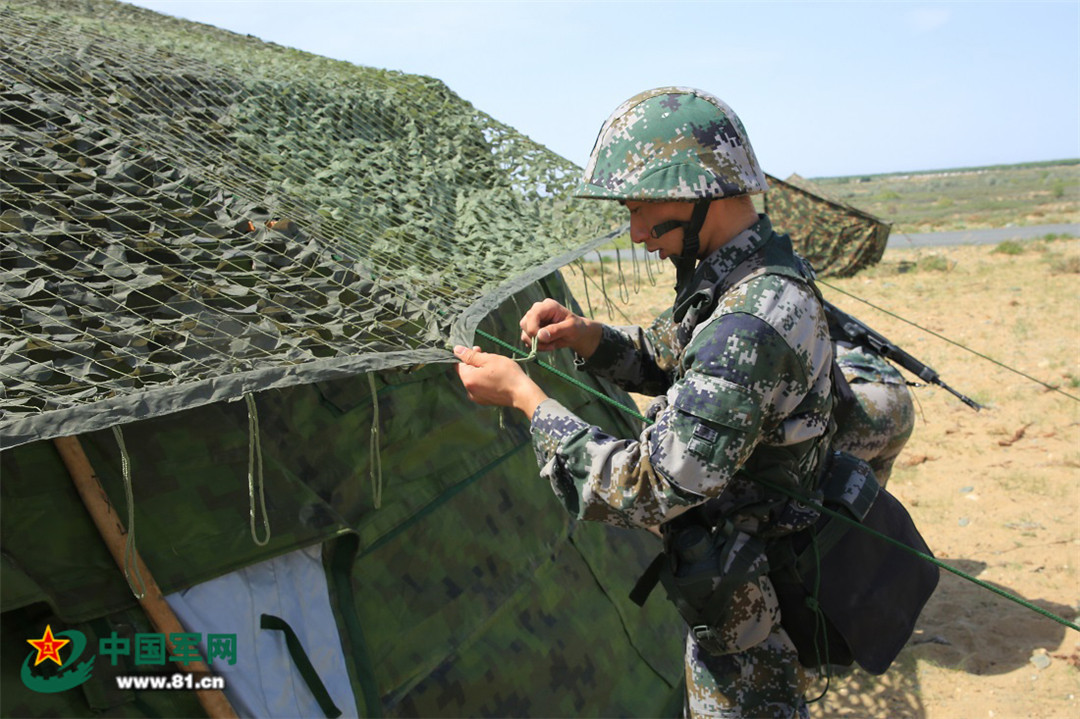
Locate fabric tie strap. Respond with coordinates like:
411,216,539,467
260,614,343,718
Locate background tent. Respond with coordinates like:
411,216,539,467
762,172,892,277
0,0,684,716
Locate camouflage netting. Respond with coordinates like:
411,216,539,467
1,3,688,716
0,0,626,447
2,272,686,718
763,173,891,277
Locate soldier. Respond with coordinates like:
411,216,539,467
455,87,833,718
830,341,916,486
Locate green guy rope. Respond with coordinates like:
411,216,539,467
750,473,1080,634
472,329,1080,634
821,280,1080,403
474,329,647,423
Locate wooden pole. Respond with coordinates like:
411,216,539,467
52,435,239,719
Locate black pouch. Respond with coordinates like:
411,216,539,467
630,515,776,657
770,451,940,674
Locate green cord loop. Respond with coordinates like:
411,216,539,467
245,393,271,547
112,425,147,600
473,328,647,423
514,334,539,363
367,374,384,509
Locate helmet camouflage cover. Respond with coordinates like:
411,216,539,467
575,87,768,201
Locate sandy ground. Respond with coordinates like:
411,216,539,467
562,237,1080,719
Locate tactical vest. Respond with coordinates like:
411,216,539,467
669,227,836,539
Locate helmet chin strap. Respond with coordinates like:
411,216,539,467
650,199,711,304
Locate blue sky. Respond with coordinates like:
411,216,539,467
123,1,1079,179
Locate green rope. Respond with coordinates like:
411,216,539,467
245,392,271,547
579,267,635,325
643,247,657,287
574,260,596,319
594,250,617,320
473,329,647,423
751,472,1080,634
514,334,539,363
614,246,631,304
367,374,383,509
630,244,642,294
820,280,1080,403
804,531,831,703
111,424,147,600
471,329,1080,634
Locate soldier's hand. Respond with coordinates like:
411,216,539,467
454,345,548,419
519,298,603,359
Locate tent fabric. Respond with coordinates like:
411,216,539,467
762,173,891,277
1,273,686,717
164,545,359,718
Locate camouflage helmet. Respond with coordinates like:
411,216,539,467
575,87,769,201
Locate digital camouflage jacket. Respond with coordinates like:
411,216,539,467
531,215,834,535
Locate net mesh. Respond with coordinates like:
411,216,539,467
0,0,627,448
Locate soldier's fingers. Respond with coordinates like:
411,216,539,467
453,345,485,367
520,302,542,332
519,306,543,337
521,298,569,337
537,317,578,348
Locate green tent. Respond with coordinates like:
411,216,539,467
762,173,891,277
0,1,684,716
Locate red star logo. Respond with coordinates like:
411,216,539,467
27,625,69,667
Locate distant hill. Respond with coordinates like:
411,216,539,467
809,159,1079,234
